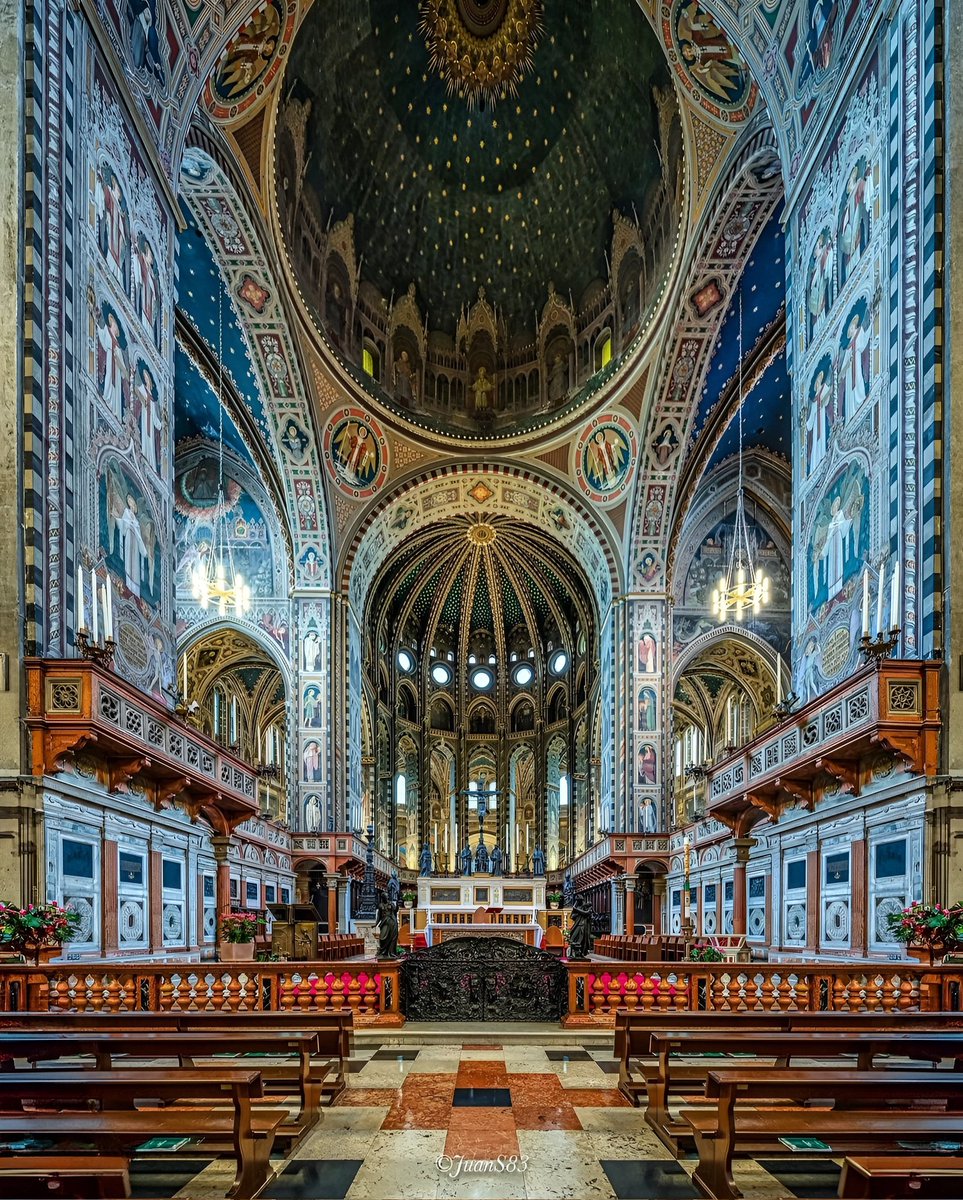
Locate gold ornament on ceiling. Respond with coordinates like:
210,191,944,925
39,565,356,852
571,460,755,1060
467,521,497,546
419,0,544,109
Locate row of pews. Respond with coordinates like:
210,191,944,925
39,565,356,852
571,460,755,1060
315,934,365,959
0,1009,354,1198
594,934,749,961
615,1009,963,1199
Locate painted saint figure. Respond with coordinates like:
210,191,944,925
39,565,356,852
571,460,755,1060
333,421,377,487
394,350,416,406
838,302,874,420
586,427,627,493
807,229,834,341
97,306,128,419
119,493,149,597
838,160,874,286
133,362,163,474
817,496,852,599
805,364,833,474
471,365,494,412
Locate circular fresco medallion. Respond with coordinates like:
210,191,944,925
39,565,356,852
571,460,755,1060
574,412,638,506
205,0,296,122
322,407,389,500
663,0,756,122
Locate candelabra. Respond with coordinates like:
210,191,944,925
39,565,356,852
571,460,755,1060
772,690,798,720
75,628,116,668
859,627,900,664
684,762,710,781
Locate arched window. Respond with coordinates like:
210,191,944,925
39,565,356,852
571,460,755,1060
362,340,380,379
594,329,613,371
396,773,406,808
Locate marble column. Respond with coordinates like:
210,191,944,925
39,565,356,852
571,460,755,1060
625,876,636,935
652,877,666,936
327,877,338,935
211,835,232,939
731,838,756,937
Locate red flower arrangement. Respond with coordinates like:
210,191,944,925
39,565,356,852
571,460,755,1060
219,910,264,944
0,901,82,964
886,901,963,963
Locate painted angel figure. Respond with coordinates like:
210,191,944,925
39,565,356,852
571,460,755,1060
333,421,376,486
587,428,627,493
214,3,281,100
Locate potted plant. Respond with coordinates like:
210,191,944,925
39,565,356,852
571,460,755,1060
548,891,563,910
402,891,416,910
688,941,724,963
218,910,264,962
0,901,82,965
886,901,963,965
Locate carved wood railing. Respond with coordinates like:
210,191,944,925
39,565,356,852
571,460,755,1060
24,659,259,830
563,961,963,1026
568,834,671,885
0,961,403,1025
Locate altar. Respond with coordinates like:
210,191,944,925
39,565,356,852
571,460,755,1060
417,875,546,947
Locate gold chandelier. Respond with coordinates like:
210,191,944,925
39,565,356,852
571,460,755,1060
419,0,543,109
712,298,770,622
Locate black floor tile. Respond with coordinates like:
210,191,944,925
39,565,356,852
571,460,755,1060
370,1048,421,1061
263,1158,363,1199
129,1159,215,1199
757,1159,841,1199
601,1159,700,1199
545,1048,593,1061
595,1059,621,1073
453,1086,512,1106
345,1058,369,1072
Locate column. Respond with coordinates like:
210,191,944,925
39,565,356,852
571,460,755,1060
609,877,620,934
149,850,163,952
102,839,119,954
806,848,819,951
731,838,756,937
652,877,666,935
327,876,338,934
211,835,232,938
338,877,350,932
625,876,636,935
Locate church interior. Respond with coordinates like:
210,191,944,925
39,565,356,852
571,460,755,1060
0,0,960,1197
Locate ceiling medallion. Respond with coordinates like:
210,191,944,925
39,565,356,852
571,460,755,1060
467,521,497,546
419,0,544,109
468,480,494,504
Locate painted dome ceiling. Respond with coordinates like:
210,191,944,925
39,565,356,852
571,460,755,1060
276,0,683,439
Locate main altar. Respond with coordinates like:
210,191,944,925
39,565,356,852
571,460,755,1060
416,875,547,946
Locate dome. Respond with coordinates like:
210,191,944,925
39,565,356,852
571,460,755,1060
276,0,683,439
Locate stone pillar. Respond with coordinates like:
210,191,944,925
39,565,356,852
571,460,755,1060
806,848,819,951
652,877,666,935
609,878,620,934
338,877,350,932
211,835,232,943
731,838,756,937
625,876,636,935
327,876,338,935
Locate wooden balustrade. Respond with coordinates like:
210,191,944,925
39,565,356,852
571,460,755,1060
563,961,963,1027
0,962,403,1026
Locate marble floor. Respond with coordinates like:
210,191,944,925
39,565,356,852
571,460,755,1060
124,1041,844,1200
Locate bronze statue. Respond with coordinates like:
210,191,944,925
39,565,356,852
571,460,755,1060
376,890,399,958
567,894,592,961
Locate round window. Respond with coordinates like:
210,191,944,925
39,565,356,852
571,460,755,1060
397,649,415,673
430,662,452,687
550,650,569,676
471,667,494,691
513,663,535,687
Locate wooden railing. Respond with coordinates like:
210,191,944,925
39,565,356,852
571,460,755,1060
0,962,403,1025
563,961,963,1026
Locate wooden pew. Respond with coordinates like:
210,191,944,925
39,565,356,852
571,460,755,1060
839,1157,963,1198
645,1029,963,1152
0,1029,325,1131
0,1009,351,1103
687,1067,963,1200
0,1156,131,1198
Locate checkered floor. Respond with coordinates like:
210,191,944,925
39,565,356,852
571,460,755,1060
125,1042,843,1198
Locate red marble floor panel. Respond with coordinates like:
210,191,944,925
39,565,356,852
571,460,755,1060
461,1043,502,1050
561,1087,632,1108
380,1073,459,1130
503,1073,565,1104
333,1087,400,1106
511,1103,583,1131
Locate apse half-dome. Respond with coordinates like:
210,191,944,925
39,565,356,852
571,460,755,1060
275,0,684,439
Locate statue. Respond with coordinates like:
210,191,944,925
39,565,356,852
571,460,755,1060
459,839,473,876
562,870,575,907
490,844,503,876
419,841,433,877
375,890,399,958
471,365,494,411
474,840,489,875
531,846,545,876
394,349,416,406
387,869,401,906
567,894,592,961
547,352,568,405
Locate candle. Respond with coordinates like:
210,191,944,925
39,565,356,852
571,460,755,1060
890,560,900,631
75,566,84,634
776,656,782,704
875,562,885,637
433,821,438,851
526,825,530,854
90,570,99,643
182,651,188,699
861,568,870,637
515,824,519,855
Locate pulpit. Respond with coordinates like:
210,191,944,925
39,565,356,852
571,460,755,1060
267,902,322,960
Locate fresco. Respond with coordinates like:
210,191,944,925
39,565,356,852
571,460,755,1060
99,458,162,611
808,460,869,615
574,413,639,506
322,407,389,500
667,1,754,116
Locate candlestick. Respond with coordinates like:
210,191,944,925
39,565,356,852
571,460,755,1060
875,562,885,637
861,568,870,637
90,569,99,644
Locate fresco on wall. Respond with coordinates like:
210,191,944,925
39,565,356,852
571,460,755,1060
132,231,162,349
96,299,130,421
95,161,131,290
837,294,877,422
808,460,869,615
681,513,790,609
99,458,162,610
669,1,752,112
804,353,835,476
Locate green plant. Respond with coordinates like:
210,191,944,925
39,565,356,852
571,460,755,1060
0,902,82,962
688,942,724,963
548,891,563,905
885,902,963,949
402,891,416,905
219,910,264,944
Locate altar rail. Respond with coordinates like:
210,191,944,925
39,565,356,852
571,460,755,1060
0,962,402,1024
562,961,963,1026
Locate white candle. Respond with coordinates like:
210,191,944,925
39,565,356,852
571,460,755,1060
861,568,870,637
776,656,782,704
526,825,530,854
875,562,885,637
75,566,82,634
90,570,99,643
433,821,438,851
890,561,900,631
182,651,188,699
515,824,519,855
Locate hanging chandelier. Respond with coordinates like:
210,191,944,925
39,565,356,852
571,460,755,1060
712,296,770,622
419,0,543,109
190,284,251,619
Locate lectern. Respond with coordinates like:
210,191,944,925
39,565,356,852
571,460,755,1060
268,902,322,960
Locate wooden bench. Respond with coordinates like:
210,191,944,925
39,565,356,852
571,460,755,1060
1,1010,351,1103
0,1156,131,1198
686,1068,963,1200
645,1030,963,1152
839,1157,963,1198
0,1029,326,1131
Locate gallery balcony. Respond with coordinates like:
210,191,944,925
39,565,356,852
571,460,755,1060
705,658,942,833
24,658,259,832
292,832,399,882
569,832,671,887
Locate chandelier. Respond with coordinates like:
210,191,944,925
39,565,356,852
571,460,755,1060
712,297,770,622
419,0,543,109
190,285,251,618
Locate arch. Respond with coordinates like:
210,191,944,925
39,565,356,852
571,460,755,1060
429,695,455,732
671,624,782,688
